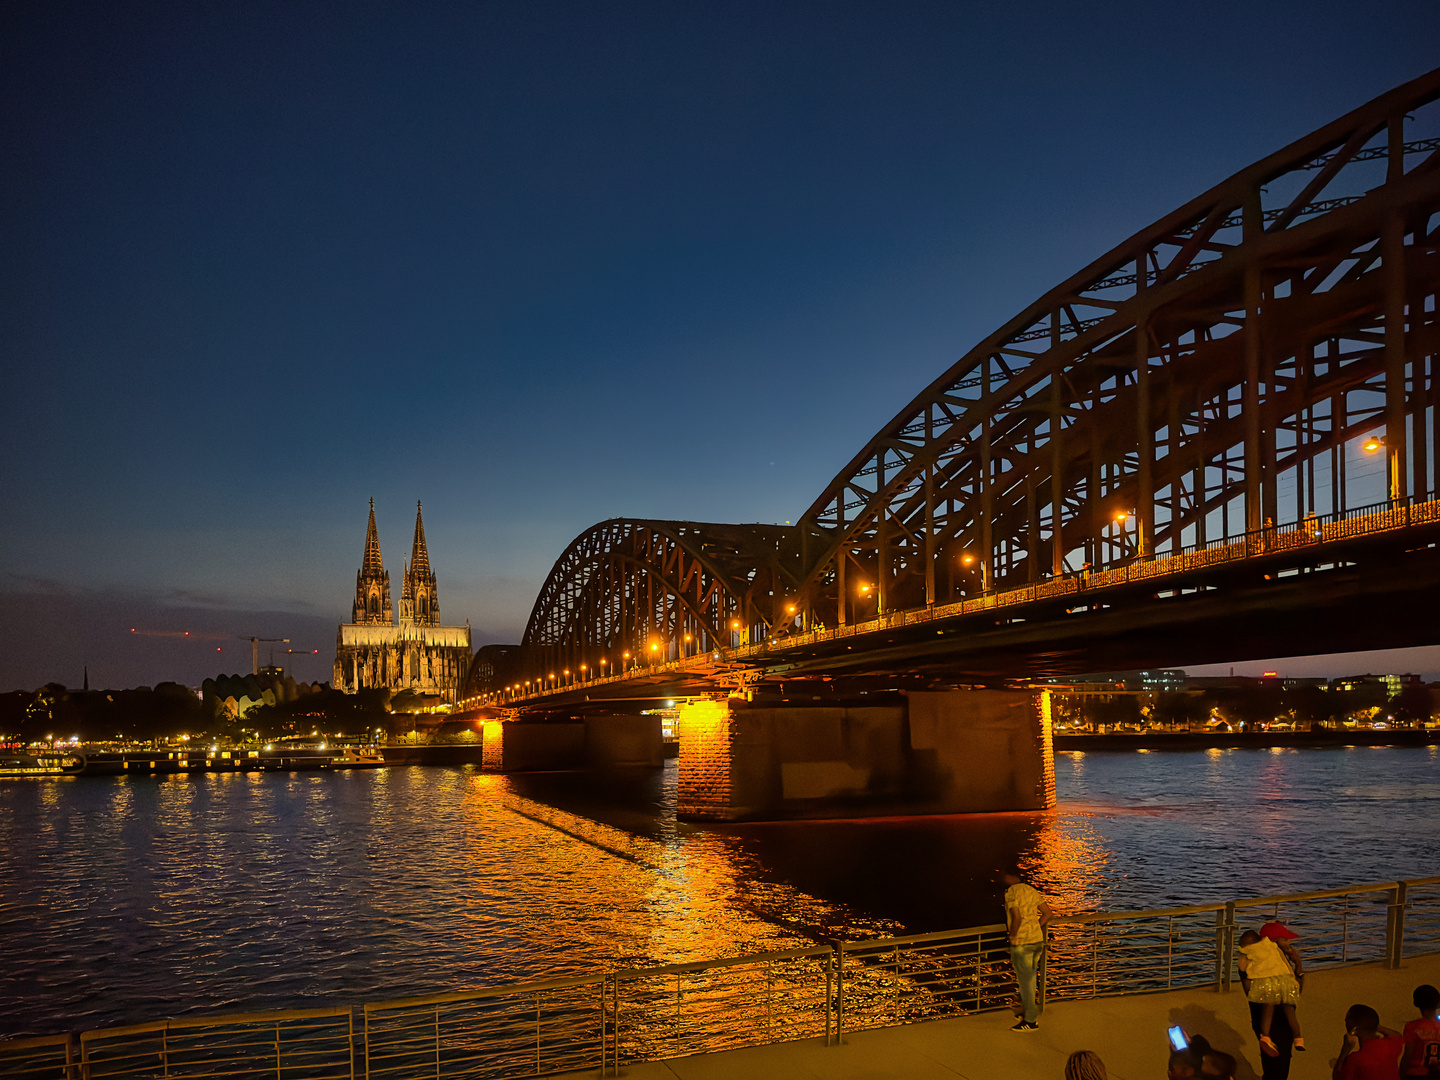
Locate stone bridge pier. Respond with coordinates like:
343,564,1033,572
675,690,1056,821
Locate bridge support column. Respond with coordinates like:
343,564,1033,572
675,690,1055,822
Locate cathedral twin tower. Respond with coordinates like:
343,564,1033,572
334,500,473,704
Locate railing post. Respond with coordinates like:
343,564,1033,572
825,952,834,1046
835,944,846,1043
1388,881,1409,969
1038,938,1048,1011
1218,902,1236,991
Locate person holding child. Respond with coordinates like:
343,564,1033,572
1237,921,1305,1056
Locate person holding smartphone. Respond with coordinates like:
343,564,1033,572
1334,1004,1404,1080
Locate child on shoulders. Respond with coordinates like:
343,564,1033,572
1238,921,1305,1056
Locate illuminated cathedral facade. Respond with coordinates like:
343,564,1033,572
334,500,472,703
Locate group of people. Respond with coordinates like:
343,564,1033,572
1000,871,1440,1079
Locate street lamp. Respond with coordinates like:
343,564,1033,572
960,553,989,593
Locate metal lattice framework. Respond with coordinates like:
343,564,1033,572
522,520,803,676
792,66,1440,629
516,68,1440,675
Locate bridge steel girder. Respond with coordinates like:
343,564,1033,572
790,67,1440,634
518,519,805,683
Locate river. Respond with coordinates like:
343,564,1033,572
1,744,1436,1037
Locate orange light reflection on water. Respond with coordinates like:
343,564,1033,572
457,775,895,975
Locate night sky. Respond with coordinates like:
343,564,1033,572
4,1,1438,690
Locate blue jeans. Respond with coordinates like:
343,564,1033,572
1010,942,1046,1023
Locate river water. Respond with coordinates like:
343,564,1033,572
2,745,1437,1037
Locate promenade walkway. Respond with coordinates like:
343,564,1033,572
559,952,1440,1080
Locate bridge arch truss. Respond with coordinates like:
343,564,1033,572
506,68,1440,685
518,519,803,682
790,68,1440,630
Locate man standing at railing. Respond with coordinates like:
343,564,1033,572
1003,868,1055,1032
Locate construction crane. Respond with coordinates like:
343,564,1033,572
238,637,289,676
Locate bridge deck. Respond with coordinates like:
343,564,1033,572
556,951,1440,1080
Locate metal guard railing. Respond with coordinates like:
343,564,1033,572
4,877,1436,1079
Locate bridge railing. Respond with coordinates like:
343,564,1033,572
719,493,1440,666
362,974,608,1080
74,1007,355,1080
10,876,1438,1079
608,945,836,1070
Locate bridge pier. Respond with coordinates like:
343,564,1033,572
480,714,664,771
675,689,1055,821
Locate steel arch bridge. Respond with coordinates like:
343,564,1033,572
502,67,1440,694
520,519,804,679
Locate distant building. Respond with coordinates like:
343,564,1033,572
1047,669,1187,692
333,500,472,704
1383,673,1421,697
1331,673,1398,694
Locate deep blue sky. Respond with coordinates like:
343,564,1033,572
4,1,1439,690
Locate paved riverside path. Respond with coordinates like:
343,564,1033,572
558,952,1440,1080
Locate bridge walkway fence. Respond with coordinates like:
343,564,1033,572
4,877,1436,1079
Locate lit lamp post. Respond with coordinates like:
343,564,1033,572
623,650,631,672
1112,510,1138,561
1364,435,1401,504
961,554,989,593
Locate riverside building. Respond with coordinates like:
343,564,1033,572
333,500,472,704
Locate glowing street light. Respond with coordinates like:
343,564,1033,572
1364,436,1382,453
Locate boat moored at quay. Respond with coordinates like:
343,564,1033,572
0,747,387,777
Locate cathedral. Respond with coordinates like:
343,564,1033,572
333,500,473,704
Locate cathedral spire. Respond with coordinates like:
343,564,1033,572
410,501,430,577
353,498,393,625
363,497,385,575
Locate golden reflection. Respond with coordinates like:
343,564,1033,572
1019,812,1111,917
452,775,896,979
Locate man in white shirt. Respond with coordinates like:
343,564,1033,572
1003,869,1055,1031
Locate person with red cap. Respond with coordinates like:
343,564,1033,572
1238,921,1305,1055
